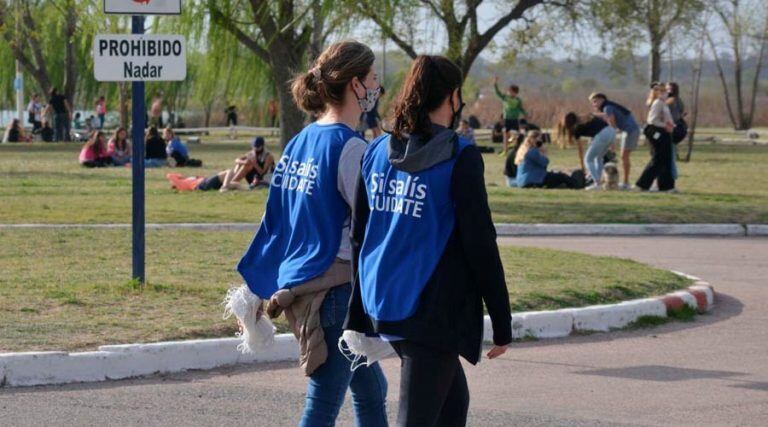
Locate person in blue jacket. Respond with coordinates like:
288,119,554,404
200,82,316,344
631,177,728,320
344,55,513,427
236,41,387,427
515,130,579,189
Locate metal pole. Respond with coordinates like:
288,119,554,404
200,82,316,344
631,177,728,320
15,0,23,122
131,15,146,284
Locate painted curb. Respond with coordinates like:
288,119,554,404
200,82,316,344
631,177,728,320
746,224,768,236
2,223,764,237
494,223,746,237
0,276,715,388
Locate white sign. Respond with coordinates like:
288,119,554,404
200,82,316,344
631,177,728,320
93,34,186,81
104,0,181,15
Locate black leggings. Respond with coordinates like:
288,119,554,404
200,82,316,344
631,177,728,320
636,127,675,191
391,340,469,427
524,171,579,189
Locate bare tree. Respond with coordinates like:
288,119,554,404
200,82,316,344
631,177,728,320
353,0,573,80
591,0,704,83
706,0,768,130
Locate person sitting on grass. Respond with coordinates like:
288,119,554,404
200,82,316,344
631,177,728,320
107,127,131,166
3,119,29,143
219,136,274,192
164,127,202,167
40,120,54,142
456,118,476,144
515,130,580,189
79,130,112,168
144,126,167,168
165,137,275,192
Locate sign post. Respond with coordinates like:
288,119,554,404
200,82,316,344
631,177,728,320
97,0,184,284
131,15,146,284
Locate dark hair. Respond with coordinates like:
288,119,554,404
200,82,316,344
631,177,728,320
87,130,104,155
556,111,582,147
509,85,520,93
667,82,680,98
113,127,127,150
291,41,375,115
391,55,463,140
146,126,159,140
49,87,58,97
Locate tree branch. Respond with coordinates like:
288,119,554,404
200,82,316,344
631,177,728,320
209,3,271,62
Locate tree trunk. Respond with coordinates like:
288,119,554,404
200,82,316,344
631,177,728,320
118,82,130,128
63,2,77,103
685,36,705,163
649,34,662,83
271,51,304,147
204,100,213,128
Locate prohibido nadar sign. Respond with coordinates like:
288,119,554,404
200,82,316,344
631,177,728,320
93,34,186,81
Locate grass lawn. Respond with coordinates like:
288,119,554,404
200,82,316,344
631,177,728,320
1,134,768,224
0,228,690,352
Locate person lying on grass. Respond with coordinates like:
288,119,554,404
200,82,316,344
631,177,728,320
165,137,274,192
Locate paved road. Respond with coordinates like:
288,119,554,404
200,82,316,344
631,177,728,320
1,237,767,426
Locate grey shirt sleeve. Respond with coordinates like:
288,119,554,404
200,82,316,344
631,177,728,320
337,137,367,207
336,136,367,261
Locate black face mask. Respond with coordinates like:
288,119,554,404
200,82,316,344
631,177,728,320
450,90,466,130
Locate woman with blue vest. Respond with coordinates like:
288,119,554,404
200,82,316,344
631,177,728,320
345,56,513,426
236,41,387,427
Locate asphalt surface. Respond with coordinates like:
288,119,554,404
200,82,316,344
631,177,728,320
1,236,767,426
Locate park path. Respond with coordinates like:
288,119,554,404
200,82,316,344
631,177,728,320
1,236,767,426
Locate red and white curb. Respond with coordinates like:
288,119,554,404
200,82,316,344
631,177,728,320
0,274,715,388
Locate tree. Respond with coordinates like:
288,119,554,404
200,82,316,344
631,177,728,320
352,0,573,81
0,0,85,102
706,0,768,130
591,0,704,83
206,0,337,146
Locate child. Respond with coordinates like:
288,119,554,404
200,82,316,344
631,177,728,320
456,119,476,144
493,75,527,155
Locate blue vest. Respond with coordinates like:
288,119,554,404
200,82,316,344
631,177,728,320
237,123,355,299
359,134,472,321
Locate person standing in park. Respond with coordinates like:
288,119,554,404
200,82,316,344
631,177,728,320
27,94,42,135
589,92,639,190
149,93,164,129
43,87,72,142
225,104,238,139
636,83,676,192
666,81,687,180
557,112,616,190
267,98,278,128
236,41,387,427
95,96,107,130
493,75,527,156
345,55,511,426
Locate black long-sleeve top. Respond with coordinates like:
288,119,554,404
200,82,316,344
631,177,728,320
344,145,512,364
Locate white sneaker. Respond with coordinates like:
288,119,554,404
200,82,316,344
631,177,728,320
618,183,631,191
584,184,602,191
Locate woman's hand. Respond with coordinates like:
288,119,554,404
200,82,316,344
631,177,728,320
487,345,508,359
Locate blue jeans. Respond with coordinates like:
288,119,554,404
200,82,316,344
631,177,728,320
53,113,67,142
584,126,616,182
671,144,678,180
144,158,166,168
299,283,388,427
505,176,518,188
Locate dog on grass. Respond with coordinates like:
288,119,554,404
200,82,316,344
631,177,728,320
602,162,619,190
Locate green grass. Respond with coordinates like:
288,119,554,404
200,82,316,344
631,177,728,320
0,228,690,352
1,134,768,224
